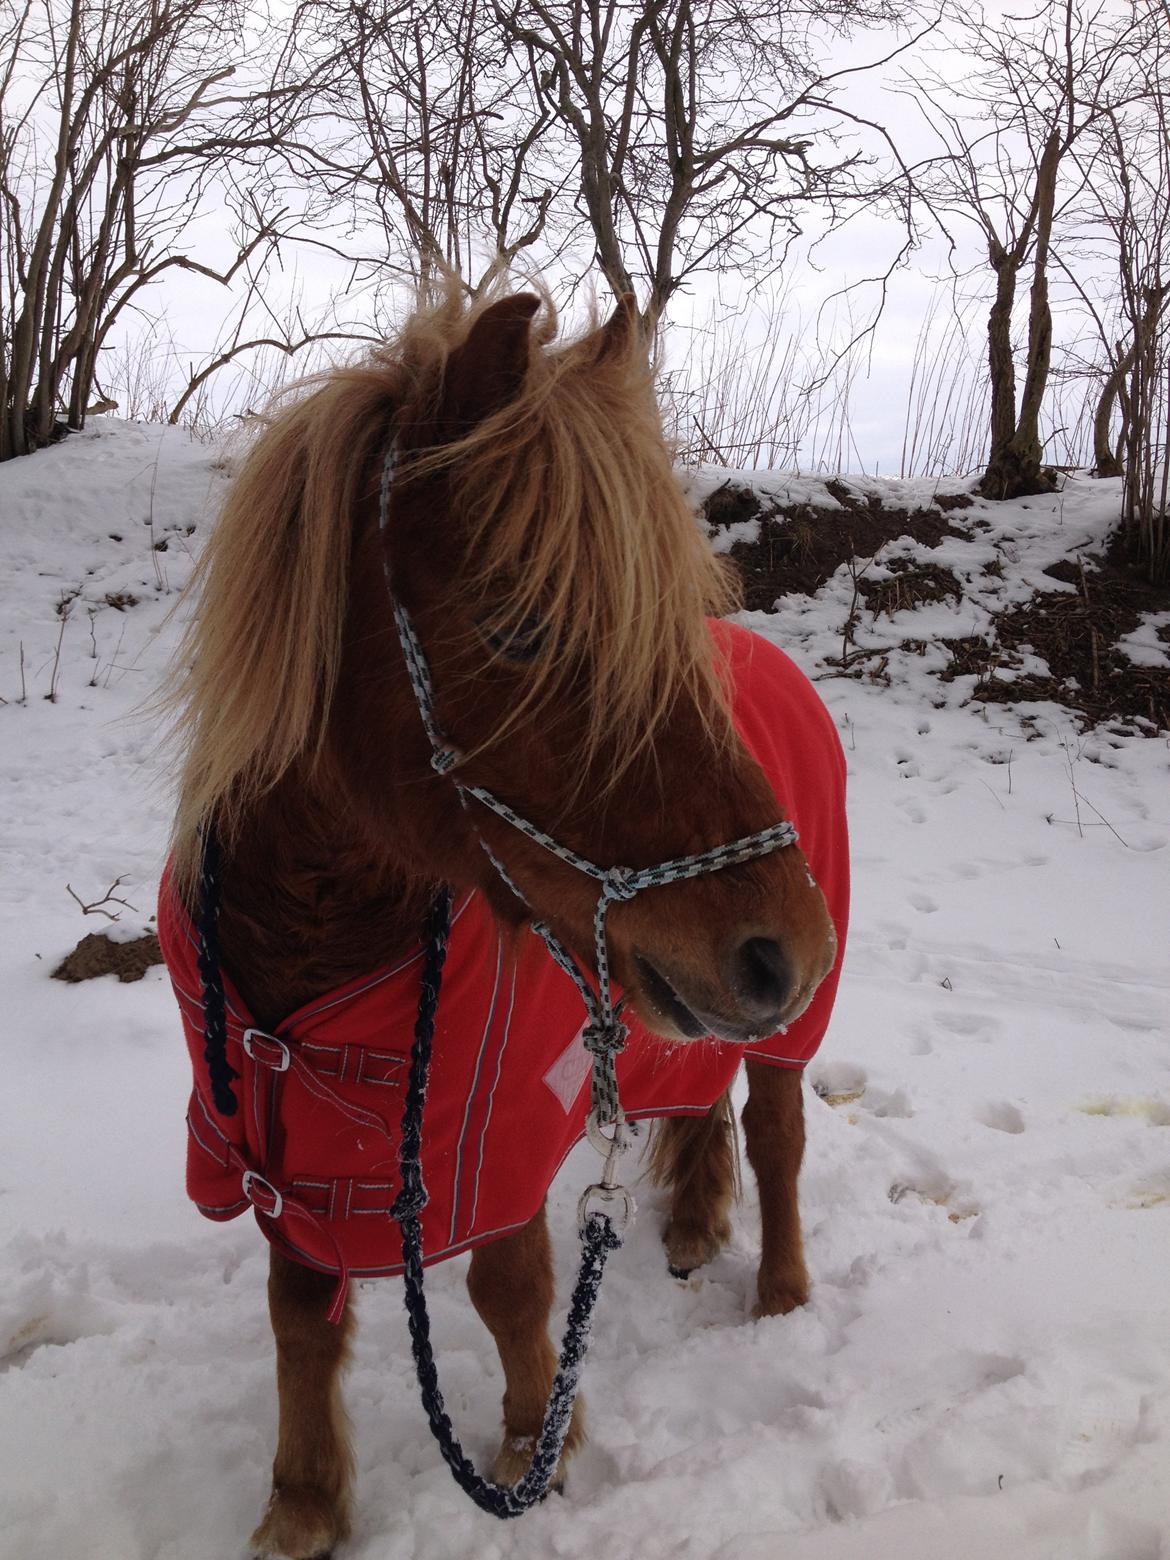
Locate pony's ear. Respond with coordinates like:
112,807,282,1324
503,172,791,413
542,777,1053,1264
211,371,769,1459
594,292,640,362
441,293,540,433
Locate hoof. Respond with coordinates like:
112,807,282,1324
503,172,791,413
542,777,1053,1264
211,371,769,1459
753,1269,810,1318
491,1429,578,1493
250,1485,348,1560
663,1216,731,1278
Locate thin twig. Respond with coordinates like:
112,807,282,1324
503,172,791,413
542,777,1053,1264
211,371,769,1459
65,876,139,921
46,606,69,703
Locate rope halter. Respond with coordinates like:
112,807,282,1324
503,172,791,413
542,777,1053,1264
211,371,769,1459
379,442,799,1221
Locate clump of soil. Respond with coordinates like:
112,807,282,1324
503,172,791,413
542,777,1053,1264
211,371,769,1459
52,931,163,983
704,480,965,610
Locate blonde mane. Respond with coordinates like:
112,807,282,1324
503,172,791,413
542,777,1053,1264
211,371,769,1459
167,284,737,882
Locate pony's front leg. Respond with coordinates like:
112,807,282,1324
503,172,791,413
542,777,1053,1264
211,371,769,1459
251,1248,354,1560
466,1202,585,1488
742,1059,809,1317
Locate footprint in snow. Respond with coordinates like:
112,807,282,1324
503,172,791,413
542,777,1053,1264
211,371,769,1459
935,1010,1000,1040
0,1304,116,1370
879,920,910,950
888,1181,980,1224
809,1061,867,1107
810,1065,912,1119
907,891,939,914
973,1100,1026,1134
1129,831,1168,853
819,1457,895,1521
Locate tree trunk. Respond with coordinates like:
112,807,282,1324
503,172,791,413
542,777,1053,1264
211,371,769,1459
1093,341,1135,477
979,245,1024,499
980,131,1062,500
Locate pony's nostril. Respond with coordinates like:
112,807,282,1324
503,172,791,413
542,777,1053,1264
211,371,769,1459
736,937,790,1016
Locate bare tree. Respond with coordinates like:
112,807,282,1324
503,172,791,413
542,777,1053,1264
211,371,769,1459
0,0,307,460
273,0,561,305
494,0,933,327
905,0,1161,499
1074,102,1170,484
275,0,935,332
1100,53,1170,580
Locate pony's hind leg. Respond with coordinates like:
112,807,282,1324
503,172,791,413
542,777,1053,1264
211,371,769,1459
251,1248,354,1560
742,1059,809,1317
466,1202,585,1488
649,1094,737,1277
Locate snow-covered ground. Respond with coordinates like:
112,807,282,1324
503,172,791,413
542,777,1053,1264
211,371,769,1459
1,425,1167,1560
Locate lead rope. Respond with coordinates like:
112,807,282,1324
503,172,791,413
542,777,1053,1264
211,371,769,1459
195,824,238,1116
392,885,623,1517
378,440,799,1516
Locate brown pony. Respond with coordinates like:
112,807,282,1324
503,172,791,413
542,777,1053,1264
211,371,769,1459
166,286,837,1558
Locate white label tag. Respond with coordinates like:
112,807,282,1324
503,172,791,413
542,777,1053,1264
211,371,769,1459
542,1025,592,1113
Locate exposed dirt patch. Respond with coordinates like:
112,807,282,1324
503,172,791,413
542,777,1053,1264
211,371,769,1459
858,560,963,619
51,931,163,983
968,538,1170,731
704,481,965,609
937,636,1001,684
705,477,1170,733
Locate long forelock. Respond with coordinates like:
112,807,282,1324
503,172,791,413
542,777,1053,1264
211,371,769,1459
410,317,739,780
166,282,737,886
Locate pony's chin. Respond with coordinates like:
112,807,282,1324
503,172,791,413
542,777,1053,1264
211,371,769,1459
630,952,804,1046
630,954,710,1040
629,955,774,1045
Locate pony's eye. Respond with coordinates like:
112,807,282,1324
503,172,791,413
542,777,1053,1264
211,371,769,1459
476,611,546,663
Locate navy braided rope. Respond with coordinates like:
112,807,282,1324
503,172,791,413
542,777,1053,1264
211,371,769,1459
195,827,238,1116
392,886,623,1518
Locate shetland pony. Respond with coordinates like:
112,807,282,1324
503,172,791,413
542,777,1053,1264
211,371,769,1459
165,288,845,1558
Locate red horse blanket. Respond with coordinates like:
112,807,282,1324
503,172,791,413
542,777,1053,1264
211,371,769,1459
161,622,848,1294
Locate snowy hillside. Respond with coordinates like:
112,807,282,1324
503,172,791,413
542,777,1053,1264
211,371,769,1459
1,423,1168,1560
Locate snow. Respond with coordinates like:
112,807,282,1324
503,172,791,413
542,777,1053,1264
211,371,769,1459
1119,610,1170,670
1,424,1168,1559
708,517,760,554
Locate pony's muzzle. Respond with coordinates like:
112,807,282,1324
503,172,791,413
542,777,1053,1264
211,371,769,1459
633,942,792,1044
